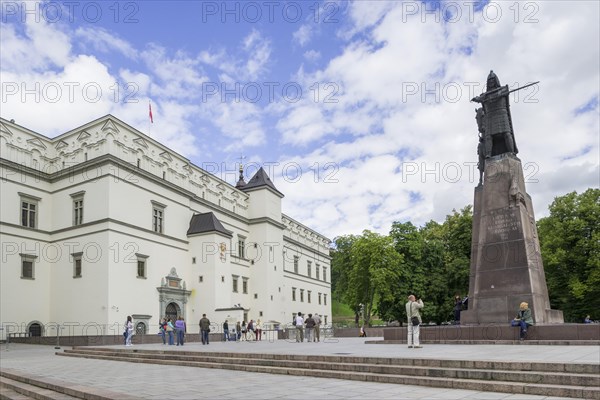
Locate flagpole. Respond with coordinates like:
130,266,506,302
148,100,153,134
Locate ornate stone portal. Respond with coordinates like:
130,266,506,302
156,268,191,320
462,72,563,325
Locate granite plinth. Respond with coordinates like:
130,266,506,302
463,154,563,324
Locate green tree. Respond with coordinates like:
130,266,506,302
331,231,403,326
538,189,600,322
379,222,424,322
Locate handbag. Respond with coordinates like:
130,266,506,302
411,316,420,326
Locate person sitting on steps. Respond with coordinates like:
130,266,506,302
511,302,533,341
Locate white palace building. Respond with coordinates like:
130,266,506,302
0,115,332,339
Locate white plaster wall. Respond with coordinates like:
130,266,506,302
48,232,110,335
106,230,189,332
0,233,52,339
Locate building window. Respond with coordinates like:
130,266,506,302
151,201,166,233
308,291,311,303
192,257,196,264
323,266,327,282
221,276,225,282
318,293,322,305
292,288,296,301
238,236,246,259
20,254,37,279
199,276,203,283
135,322,147,335
19,193,40,229
293,256,299,273
232,276,239,293
72,252,83,278
136,254,148,278
324,315,328,325
73,198,83,225
316,264,320,280
324,294,327,306
307,261,312,277
242,278,248,294
71,191,85,226
254,293,258,299
300,289,304,302
259,311,263,317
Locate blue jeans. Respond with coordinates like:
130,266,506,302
177,330,185,346
511,319,530,338
223,329,229,341
160,330,166,344
168,330,174,345
201,329,209,344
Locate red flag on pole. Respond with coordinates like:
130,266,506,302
149,102,154,123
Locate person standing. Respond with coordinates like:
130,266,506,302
166,318,175,345
453,295,463,324
255,319,262,341
199,314,211,345
247,320,255,341
125,316,134,346
236,321,242,342
405,295,424,348
223,320,229,341
159,318,167,345
241,321,247,341
175,316,186,346
511,302,533,340
295,312,304,343
305,314,316,342
313,313,321,342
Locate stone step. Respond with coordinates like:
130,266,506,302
66,347,600,374
0,385,36,400
0,370,139,400
0,376,77,400
60,348,600,387
57,350,600,399
367,339,600,346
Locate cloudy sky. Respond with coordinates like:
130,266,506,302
1,0,598,240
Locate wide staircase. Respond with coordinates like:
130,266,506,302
57,347,600,399
0,369,138,400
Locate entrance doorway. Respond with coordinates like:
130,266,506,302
165,302,181,322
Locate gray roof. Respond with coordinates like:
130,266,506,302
187,212,232,237
241,167,283,197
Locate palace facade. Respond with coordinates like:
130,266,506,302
0,115,331,338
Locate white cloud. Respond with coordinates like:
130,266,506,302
303,50,321,62
274,1,600,238
293,25,313,47
75,27,138,59
200,29,272,81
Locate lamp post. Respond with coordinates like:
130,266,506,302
54,323,61,349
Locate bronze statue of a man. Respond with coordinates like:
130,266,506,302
472,70,518,157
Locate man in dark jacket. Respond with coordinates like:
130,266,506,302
305,314,316,342
199,314,211,345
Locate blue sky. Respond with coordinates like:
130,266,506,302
1,0,599,239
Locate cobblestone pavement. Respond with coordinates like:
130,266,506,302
1,338,597,400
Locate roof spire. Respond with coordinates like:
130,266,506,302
235,154,246,188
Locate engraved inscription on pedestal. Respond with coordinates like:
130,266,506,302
486,208,521,243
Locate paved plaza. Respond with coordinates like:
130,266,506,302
1,338,598,399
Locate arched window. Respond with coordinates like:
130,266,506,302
165,302,180,322
135,322,147,335
28,322,42,337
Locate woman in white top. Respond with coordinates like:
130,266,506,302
125,315,134,346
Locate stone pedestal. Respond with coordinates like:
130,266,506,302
462,154,563,324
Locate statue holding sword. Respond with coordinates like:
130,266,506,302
472,70,539,158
